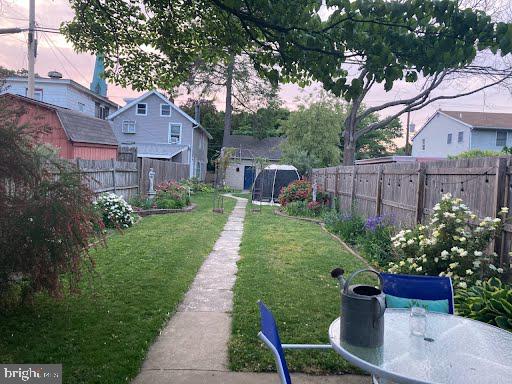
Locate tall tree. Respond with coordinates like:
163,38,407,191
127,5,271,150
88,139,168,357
184,54,280,143
64,1,512,164
281,95,401,174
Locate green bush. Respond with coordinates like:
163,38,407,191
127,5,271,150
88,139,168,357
456,277,512,331
180,178,214,193
448,149,503,159
323,211,365,246
358,225,394,266
154,180,190,209
128,196,154,210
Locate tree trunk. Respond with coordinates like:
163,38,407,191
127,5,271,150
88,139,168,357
223,55,235,146
343,115,357,165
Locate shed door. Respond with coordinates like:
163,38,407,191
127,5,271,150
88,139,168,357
243,166,255,190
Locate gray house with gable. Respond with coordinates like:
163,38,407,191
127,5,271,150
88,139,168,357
108,90,211,180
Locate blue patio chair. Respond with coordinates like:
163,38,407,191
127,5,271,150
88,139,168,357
380,273,454,314
257,300,332,384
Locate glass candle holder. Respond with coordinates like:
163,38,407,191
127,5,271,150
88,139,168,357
409,306,427,337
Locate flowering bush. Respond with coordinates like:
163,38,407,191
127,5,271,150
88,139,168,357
388,193,506,288
94,193,135,229
278,179,312,206
154,180,190,209
284,200,325,217
359,215,395,266
180,178,214,193
323,211,365,246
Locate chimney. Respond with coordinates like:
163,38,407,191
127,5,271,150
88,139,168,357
194,102,200,125
48,71,62,79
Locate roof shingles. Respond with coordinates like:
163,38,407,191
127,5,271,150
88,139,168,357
442,110,512,129
223,135,284,160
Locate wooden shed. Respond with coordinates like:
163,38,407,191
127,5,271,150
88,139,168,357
1,93,118,160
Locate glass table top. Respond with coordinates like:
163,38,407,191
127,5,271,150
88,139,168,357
329,308,512,384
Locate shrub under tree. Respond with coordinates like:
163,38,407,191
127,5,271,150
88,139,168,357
0,100,103,303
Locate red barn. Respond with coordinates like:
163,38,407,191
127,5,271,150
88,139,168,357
1,93,118,160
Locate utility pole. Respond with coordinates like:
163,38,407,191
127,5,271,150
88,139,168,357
27,0,36,98
405,110,411,156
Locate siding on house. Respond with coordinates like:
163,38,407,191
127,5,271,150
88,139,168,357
470,129,512,151
109,92,210,180
411,113,471,157
2,77,118,118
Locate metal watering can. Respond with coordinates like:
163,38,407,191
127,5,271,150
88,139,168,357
331,268,385,348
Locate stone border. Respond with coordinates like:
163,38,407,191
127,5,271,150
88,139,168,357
135,203,197,217
274,209,373,269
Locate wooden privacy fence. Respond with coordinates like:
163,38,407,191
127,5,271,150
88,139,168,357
76,159,139,201
312,157,512,266
139,158,189,197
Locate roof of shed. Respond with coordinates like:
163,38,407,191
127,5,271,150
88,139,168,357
1,93,118,146
129,143,188,159
223,135,284,160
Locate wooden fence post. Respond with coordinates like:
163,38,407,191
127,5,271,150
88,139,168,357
111,158,117,194
415,163,426,224
375,165,383,216
350,166,358,214
494,157,507,265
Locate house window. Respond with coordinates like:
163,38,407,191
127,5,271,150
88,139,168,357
496,130,507,147
122,120,136,134
136,103,147,116
195,161,202,179
447,133,452,144
95,104,109,119
78,102,85,112
160,104,171,117
168,123,182,144
421,138,425,150
25,88,43,101
458,131,464,143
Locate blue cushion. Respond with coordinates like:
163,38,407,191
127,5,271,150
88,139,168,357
385,294,450,313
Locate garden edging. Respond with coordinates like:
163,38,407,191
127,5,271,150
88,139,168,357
136,203,197,217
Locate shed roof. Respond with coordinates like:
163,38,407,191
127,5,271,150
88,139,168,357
1,93,118,146
223,135,284,160
129,143,188,159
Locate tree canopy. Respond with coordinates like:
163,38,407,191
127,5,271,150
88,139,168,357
63,0,512,164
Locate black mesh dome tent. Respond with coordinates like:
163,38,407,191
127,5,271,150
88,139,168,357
252,164,300,203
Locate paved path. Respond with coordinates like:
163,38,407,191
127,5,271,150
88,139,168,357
133,196,369,384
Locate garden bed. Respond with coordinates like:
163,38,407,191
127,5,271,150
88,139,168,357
136,203,197,217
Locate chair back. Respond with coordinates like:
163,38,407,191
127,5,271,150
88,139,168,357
258,301,292,384
381,273,454,314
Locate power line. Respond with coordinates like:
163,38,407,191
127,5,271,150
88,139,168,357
40,31,89,84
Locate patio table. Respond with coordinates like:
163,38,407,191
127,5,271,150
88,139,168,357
328,308,512,384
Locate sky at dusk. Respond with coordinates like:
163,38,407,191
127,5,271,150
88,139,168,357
2,0,512,143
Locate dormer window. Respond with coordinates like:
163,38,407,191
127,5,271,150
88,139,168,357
136,103,147,116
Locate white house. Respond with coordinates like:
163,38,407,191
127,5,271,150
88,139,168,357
1,72,118,119
412,110,512,157
108,90,211,180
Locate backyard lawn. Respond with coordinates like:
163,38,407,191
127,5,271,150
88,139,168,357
0,193,235,384
229,205,372,374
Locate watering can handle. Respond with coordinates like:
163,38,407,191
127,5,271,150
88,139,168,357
343,269,383,294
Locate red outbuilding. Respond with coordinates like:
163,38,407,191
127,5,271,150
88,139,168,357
1,93,118,160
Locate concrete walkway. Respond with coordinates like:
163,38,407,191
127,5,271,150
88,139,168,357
133,196,369,384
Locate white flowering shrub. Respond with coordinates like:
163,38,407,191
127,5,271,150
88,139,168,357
94,193,135,229
388,193,507,288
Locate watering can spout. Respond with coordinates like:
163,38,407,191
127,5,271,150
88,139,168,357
331,267,346,288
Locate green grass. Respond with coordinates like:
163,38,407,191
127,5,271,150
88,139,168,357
229,206,371,374
0,193,235,384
